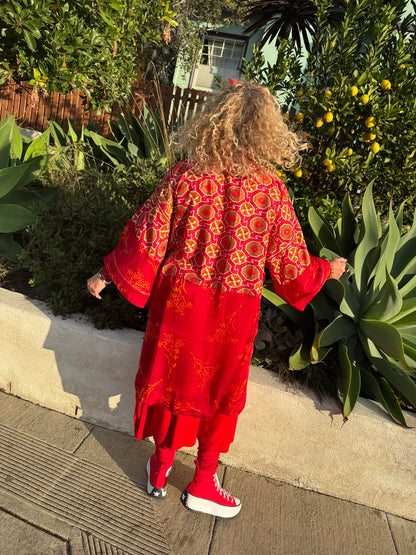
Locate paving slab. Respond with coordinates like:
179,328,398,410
1,422,171,554
74,425,219,555
0,391,92,453
0,489,85,554
387,514,416,555
0,509,67,555
211,466,397,555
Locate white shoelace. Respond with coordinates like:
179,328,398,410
213,474,233,502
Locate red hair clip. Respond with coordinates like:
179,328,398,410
228,78,238,85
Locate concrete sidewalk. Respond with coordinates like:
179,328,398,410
1,392,415,555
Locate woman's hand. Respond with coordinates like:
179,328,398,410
87,273,107,300
329,258,347,279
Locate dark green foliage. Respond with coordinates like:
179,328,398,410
0,116,54,261
21,160,166,330
263,184,416,425
0,0,177,111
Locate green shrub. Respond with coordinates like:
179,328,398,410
263,184,416,426
21,158,167,329
0,116,54,261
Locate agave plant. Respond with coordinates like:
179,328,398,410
88,101,175,169
263,184,416,425
0,116,52,261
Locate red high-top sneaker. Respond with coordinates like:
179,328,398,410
146,456,172,499
181,472,242,518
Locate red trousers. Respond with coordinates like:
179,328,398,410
134,402,238,453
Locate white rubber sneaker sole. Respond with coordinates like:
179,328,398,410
181,490,242,518
146,458,167,498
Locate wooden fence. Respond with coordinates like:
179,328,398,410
0,80,210,138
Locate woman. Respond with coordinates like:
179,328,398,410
87,80,346,518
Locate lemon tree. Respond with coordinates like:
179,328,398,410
243,0,416,222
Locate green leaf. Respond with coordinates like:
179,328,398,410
262,283,305,327
23,129,50,161
66,119,79,143
337,341,361,416
399,274,416,300
317,314,356,347
0,159,42,199
0,233,23,262
353,184,380,294
10,121,23,161
289,335,314,370
359,319,411,371
0,204,38,232
363,270,402,321
393,208,416,276
0,188,56,213
372,206,401,294
0,116,14,167
337,193,357,256
360,369,407,426
339,279,361,320
370,355,416,408
48,120,68,150
308,206,340,253
387,297,416,325
23,29,37,51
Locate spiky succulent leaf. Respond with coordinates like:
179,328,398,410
372,207,401,294
353,184,381,295
359,319,411,372
336,193,357,257
308,206,340,253
360,369,407,426
363,271,402,322
337,341,361,416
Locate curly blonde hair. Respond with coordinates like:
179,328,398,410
170,80,307,176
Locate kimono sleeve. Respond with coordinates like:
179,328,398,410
103,170,175,307
266,184,331,312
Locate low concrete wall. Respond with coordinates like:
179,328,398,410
1,287,415,521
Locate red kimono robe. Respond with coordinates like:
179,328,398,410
104,161,330,450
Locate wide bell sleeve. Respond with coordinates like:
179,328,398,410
103,170,175,308
266,184,331,312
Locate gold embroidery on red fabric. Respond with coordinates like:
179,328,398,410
207,310,240,345
192,353,219,389
166,283,194,315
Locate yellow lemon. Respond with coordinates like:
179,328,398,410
351,86,359,96
323,111,334,123
328,163,336,172
381,79,391,91
323,158,332,167
293,168,303,178
316,118,324,128
282,113,290,120
362,132,376,142
347,148,353,156
370,142,380,153
365,116,375,128
324,90,332,98
295,112,304,122
360,94,370,104
327,127,336,136
296,89,304,97
398,64,406,70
